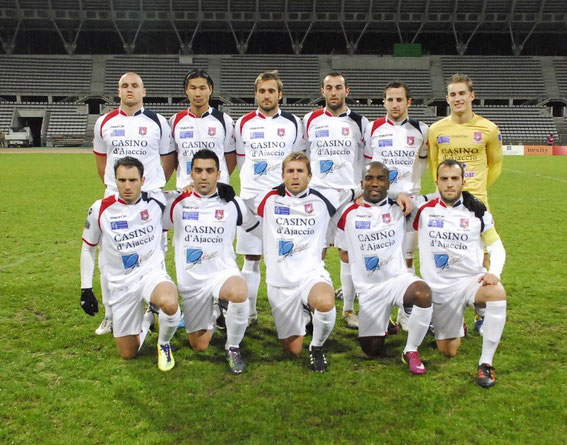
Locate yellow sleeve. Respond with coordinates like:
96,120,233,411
428,129,439,181
481,226,501,246
486,126,503,187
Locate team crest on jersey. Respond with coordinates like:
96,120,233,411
382,213,391,224
140,209,149,221
186,248,203,269
407,136,415,146
304,203,313,214
364,256,380,275
342,127,350,136
215,209,224,220
278,240,294,261
139,127,147,136
277,128,286,137
474,131,483,142
208,127,216,137
460,218,469,229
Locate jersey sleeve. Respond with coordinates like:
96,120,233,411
81,201,102,246
292,114,307,152
168,114,179,154
93,115,107,155
235,116,245,167
235,196,259,230
418,122,429,158
223,114,236,154
363,121,374,160
480,209,500,246
428,126,440,180
158,114,174,155
486,125,503,187
162,190,181,229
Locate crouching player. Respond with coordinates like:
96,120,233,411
80,156,181,371
336,162,433,374
163,149,256,374
413,159,507,388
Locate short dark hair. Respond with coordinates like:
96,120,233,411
322,71,348,89
384,80,412,99
183,69,214,90
114,156,144,177
255,70,283,92
364,161,389,177
437,159,465,179
192,149,219,171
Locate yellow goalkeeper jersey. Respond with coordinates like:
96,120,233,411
428,113,502,207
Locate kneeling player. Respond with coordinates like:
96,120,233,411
337,162,432,374
413,159,507,388
80,157,180,371
164,149,256,374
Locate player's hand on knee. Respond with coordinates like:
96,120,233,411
478,273,499,286
80,288,99,316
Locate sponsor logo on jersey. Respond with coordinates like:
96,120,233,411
428,219,444,228
342,127,350,136
464,171,475,178
253,161,268,176
121,253,139,270
407,136,415,146
320,159,334,175
182,211,199,220
140,209,149,221
434,253,449,270
139,127,147,136
186,248,203,268
274,206,290,215
388,169,399,183
379,139,393,147
215,209,224,220
474,132,483,141
84,220,90,229
251,131,264,139
382,213,391,224
186,161,192,175
208,127,216,137
364,256,380,273
437,136,450,143
460,218,469,229
304,203,313,214
355,220,371,229
315,129,329,138
111,220,128,230
277,128,285,137
111,129,125,137
278,240,294,260
180,130,193,139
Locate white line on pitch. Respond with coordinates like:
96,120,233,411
503,168,567,184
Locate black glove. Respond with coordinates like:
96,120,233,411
274,183,286,197
80,288,99,316
217,182,236,202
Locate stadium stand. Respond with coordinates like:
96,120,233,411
340,69,432,99
553,59,567,98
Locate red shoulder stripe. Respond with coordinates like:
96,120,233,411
413,198,439,231
257,190,279,218
370,116,387,137
337,202,360,231
98,195,117,230
171,110,189,135
239,111,257,135
170,191,192,223
99,109,120,138
305,108,324,133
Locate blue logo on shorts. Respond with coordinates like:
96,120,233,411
389,169,398,183
320,160,334,175
364,256,380,273
121,253,139,270
186,248,203,268
254,161,268,176
434,253,449,270
278,240,294,260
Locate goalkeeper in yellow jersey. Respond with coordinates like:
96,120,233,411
428,73,503,208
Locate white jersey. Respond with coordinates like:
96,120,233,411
236,109,306,200
82,191,166,287
169,107,235,188
336,197,408,292
413,195,497,291
304,107,368,189
93,107,173,192
163,190,257,292
257,187,341,287
364,116,428,195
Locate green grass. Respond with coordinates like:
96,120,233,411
1,153,566,444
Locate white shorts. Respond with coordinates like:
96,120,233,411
109,269,174,338
180,268,241,333
431,274,484,340
236,195,263,255
357,272,421,337
267,269,333,339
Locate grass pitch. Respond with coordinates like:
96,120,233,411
0,152,566,444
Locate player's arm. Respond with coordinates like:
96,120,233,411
224,116,237,175
235,117,245,169
95,155,106,183
225,152,237,176
428,129,439,181
479,211,506,286
158,116,176,182
414,124,429,182
363,122,374,163
338,248,349,263
80,205,101,316
486,127,503,187
161,152,177,182
93,117,107,183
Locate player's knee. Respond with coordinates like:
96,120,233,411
160,299,179,316
359,336,385,357
188,334,210,352
119,349,137,360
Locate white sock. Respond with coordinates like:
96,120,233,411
225,300,249,349
310,307,336,348
212,300,221,324
241,260,261,317
479,300,507,366
158,307,181,345
403,305,433,353
340,261,356,313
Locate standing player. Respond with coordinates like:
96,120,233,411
92,72,175,335
364,80,428,330
80,157,181,371
167,69,236,189
428,73,502,208
235,71,306,325
337,162,433,374
258,152,350,372
413,160,507,388
303,71,368,329
164,149,256,374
